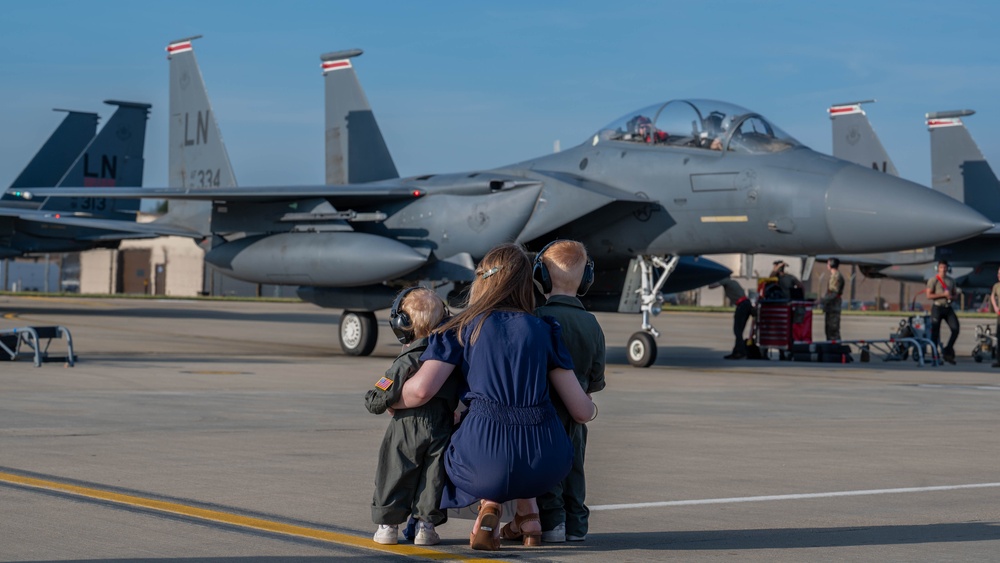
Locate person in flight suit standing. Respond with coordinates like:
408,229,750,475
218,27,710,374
822,258,845,341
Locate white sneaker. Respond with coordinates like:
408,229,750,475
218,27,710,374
567,533,587,542
413,520,441,546
373,524,398,545
541,522,566,543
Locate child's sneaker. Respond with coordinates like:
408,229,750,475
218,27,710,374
413,520,441,546
541,521,566,543
373,524,398,545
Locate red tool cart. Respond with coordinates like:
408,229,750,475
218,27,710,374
755,299,813,357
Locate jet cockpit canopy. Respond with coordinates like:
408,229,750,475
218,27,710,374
596,99,801,154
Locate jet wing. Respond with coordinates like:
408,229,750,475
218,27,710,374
0,207,203,239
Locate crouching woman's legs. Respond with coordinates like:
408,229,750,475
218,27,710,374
500,498,543,546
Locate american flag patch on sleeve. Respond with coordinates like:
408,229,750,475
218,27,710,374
375,376,393,391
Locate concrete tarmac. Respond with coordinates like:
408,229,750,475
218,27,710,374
1,296,999,562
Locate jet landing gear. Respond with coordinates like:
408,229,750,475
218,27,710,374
339,310,377,356
625,255,680,368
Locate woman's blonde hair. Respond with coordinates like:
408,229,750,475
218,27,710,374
436,242,534,345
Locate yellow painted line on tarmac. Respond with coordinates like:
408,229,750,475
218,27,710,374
0,471,503,562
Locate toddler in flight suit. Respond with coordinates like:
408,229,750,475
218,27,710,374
529,240,606,543
365,287,459,546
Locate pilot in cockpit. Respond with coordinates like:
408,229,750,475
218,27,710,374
698,111,726,150
626,115,667,143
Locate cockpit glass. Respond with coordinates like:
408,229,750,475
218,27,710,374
595,99,801,154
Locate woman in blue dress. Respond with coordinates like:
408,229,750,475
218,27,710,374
394,243,597,551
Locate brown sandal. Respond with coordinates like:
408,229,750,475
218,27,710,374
470,500,502,551
500,512,542,546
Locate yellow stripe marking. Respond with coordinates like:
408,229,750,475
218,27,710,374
0,471,502,562
700,215,748,223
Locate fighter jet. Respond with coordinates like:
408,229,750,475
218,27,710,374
2,101,201,259
17,38,991,366
826,101,1000,292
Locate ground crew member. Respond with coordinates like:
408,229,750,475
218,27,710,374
771,260,804,300
926,260,960,364
713,278,754,359
822,258,845,341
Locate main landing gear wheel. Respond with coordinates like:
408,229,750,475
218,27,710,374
627,332,657,368
339,310,377,356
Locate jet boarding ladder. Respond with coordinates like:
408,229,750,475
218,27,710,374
0,326,76,367
620,255,680,368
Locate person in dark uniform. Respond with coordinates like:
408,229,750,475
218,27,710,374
394,243,596,551
772,260,804,300
366,287,459,546
530,240,605,543
822,258,845,341
713,277,753,359
926,260,960,364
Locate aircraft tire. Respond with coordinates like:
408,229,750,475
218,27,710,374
339,310,377,356
626,331,657,368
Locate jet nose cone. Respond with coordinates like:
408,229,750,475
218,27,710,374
826,165,992,253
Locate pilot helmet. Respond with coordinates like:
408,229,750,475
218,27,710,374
704,111,725,134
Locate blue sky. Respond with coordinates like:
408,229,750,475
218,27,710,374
1,0,998,193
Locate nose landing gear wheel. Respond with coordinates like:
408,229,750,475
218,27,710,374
627,331,657,367
339,310,377,356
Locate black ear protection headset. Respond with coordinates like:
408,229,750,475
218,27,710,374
532,240,595,296
389,287,450,344
389,287,419,344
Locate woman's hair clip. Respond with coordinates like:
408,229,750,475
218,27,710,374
481,265,502,279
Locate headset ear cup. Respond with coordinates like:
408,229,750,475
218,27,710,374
577,259,595,296
532,261,552,295
389,288,417,344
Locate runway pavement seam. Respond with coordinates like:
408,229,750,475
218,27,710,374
590,482,1000,511
0,469,507,562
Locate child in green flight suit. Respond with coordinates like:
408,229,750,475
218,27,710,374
528,240,606,543
365,287,459,546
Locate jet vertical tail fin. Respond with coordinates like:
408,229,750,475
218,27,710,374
6,109,99,196
40,100,151,218
155,35,236,236
321,49,398,184
828,100,899,175
927,110,1000,221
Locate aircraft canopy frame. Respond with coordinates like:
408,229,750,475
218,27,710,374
595,99,801,154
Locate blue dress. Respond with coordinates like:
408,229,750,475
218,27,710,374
422,311,575,508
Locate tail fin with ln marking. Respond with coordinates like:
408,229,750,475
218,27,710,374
6,109,99,196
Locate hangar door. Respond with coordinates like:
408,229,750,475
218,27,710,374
117,249,151,294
